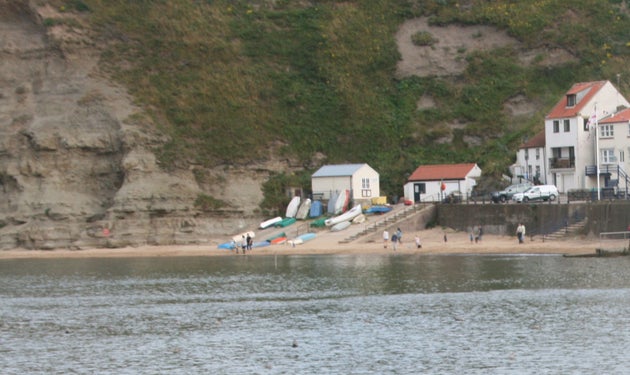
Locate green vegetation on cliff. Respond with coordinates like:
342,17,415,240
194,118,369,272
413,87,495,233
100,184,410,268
48,0,630,201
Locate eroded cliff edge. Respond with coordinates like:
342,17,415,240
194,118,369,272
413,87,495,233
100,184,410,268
0,2,269,249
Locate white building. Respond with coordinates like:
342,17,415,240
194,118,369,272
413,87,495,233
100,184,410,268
403,163,481,202
597,108,630,195
513,130,547,184
543,80,630,192
311,163,380,203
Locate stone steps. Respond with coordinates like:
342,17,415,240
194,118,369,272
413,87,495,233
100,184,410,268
543,219,587,241
338,204,429,244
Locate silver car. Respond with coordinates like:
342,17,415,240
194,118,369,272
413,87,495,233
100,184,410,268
491,182,533,203
512,185,559,203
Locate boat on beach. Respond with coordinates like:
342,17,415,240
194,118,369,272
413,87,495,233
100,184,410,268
288,232,316,246
286,196,301,218
331,221,351,232
327,192,338,214
364,205,392,214
259,216,282,229
309,200,323,218
296,198,312,220
325,204,362,226
333,190,349,215
275,217,297,228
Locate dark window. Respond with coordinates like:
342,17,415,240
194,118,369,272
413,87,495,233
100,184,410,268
567,94,576,107
553,120,560,133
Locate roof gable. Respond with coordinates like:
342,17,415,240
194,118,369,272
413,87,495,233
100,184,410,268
519,130,545,148
546,81,608,120
599,107,630,124
312,163,370,177
408,163,478,181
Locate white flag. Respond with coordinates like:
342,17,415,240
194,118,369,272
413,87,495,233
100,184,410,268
587,112,597,129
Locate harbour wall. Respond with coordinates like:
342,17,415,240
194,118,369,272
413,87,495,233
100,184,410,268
436,201,630,237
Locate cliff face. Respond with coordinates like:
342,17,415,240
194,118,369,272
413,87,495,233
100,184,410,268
0,2,267,250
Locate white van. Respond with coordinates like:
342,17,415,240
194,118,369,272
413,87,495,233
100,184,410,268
512,185,559,203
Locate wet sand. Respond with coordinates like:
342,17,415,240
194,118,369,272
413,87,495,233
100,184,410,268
0,227,623,259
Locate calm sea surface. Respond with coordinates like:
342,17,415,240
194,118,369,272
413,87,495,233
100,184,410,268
2,253,630,374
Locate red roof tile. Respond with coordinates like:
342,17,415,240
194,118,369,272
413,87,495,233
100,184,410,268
599,107,630,124
545,81,607,120
408,163,477,181
519,130,545,148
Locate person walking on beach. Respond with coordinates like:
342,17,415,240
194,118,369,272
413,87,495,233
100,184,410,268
391,233,398,251
246,234,252,251
476,225,483,243
516,223,526,244
396,228,403,244
383,230,389,249
415,234,422,249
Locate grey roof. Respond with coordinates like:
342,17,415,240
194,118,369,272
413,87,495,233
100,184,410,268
312,163,368,177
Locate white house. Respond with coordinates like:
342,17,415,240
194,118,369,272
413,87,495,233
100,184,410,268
311,163,380,203
403,163,481,202
596,108,630,194
513,130,547,185
543,80,630,192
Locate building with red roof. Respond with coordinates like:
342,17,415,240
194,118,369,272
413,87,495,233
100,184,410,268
543,80,630,193
512,130,547,184
403,163,481,202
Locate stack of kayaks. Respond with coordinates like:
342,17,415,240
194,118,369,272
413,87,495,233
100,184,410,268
265,232,286,243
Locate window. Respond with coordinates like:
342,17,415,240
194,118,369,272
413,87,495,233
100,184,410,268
535,148,540,160
535,165,540,177
601,148,617,164
361,178,370,189
553,120,560,133
600,124,614,137
621,150,625,163
567,94,576,107
563,119,570,132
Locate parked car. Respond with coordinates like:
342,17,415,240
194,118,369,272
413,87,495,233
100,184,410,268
512,185,559,203
491,182,533,203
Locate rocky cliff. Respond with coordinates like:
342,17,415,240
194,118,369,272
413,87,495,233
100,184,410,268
0,1,270,250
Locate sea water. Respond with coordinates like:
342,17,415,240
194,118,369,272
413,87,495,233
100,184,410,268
2,254,630,374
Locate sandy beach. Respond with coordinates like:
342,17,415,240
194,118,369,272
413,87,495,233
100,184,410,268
0,227,624,260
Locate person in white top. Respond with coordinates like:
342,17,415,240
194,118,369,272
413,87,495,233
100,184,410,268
383,230,389,249
516,223,526,244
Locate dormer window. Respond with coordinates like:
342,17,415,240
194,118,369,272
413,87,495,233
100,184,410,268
567,94,576,107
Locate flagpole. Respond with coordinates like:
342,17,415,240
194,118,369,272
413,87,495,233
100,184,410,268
595,104,600,200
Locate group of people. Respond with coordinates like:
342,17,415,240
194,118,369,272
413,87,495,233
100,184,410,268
234,234,253,254
383,228,422,251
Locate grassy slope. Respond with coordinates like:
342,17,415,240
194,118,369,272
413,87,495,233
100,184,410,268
48,0,630,205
